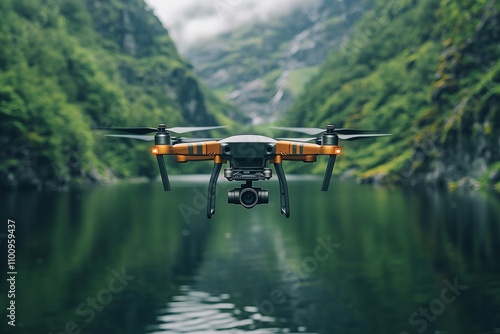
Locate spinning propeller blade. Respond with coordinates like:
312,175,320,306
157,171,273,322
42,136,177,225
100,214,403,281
337,133,391,140
177,137,220,143
105,134,155,141
271,127,325,135
272,125,392,140
94,125,226,135
167,126,226,134
94,127,157,134
104,134,218,143
277,137,317,142
334,128,392,139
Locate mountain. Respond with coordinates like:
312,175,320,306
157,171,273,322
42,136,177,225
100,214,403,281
2,0,498,190
185,0,375,124
283,0,500,189
0,0,240,189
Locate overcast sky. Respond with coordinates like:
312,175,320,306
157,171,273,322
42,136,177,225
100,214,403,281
145,0,316,51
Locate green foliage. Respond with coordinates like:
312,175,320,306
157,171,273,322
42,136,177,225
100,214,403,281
0,0,235,188
284,0,500,186
287,66,319,97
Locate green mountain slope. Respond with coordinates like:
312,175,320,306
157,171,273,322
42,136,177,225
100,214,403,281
284,0,500,189
186,0,375,124
0,0,239,188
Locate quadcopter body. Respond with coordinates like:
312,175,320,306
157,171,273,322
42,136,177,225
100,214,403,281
98,124,390,218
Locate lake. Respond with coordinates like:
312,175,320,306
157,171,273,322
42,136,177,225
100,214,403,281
1,177,500,334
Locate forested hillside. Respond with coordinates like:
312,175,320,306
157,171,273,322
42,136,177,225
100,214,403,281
284,0,500,189
2,0,499,190
0,0,239,189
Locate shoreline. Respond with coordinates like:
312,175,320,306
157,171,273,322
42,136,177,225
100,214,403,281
1,174,499,194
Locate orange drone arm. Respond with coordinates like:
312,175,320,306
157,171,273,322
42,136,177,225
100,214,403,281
151,140,340,163
274,141,341,162
151,141,223,162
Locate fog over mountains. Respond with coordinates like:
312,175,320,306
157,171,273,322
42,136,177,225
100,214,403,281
147,0,369,124
145,0,320,51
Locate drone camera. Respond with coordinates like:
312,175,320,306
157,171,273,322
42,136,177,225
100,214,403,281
228,186,269,209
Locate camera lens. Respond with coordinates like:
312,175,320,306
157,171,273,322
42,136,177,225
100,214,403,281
239,188,259,208
227,189,239,204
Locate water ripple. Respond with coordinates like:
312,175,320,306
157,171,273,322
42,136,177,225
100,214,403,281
148,286,314,334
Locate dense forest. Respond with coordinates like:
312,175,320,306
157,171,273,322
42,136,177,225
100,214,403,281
284,0,500,189
0,0,240,189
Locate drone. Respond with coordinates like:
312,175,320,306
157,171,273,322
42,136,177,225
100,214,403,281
97,124,391,218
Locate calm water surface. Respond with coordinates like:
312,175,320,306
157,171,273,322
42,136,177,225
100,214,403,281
1,177,500,334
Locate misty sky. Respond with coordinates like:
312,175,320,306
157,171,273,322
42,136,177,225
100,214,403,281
145,0,316,51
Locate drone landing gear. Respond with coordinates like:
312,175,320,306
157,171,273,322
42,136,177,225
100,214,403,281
156,155,171,191
274,163,290,218
207,162,223,219
321,155,337,191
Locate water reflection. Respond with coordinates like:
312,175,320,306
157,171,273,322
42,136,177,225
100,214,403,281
1,178,499,334
150,286,281,333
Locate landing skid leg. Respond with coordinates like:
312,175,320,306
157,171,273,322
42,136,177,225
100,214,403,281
156,155,171,191
274,163,290,218
207,163,222,219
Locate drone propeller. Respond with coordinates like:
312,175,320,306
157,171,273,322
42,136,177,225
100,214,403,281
105,134,155,141
273,125,392,191
277,137,317,142
271,127,325,136
337,133,391,140
94,125,226,135
96,124,226,192
178,137,220,143
168,126,226,134
271,126,391,140
104,134,218,143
